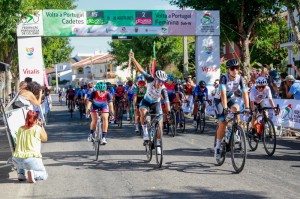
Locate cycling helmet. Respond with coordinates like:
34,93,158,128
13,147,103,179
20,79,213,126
83,85,87,89
199,80,206,87
176,79,182,85
95,81,107,91
155,70,167,81
136,75,144,82
80,86,84,89
106,82,112,89
255,77,267,86
138,80,146,86
128,80,133,86
167,74,174,81
117,80,124,86
226,59,239,68
68,85,73,89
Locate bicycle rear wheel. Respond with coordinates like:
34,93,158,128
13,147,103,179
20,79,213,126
262,118,276,156
246,117,258,151
168,110,176,137
214,126,226,166
144,123,152,162
230,125,247,173
154,124,163,168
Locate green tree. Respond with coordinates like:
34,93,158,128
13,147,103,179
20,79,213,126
109,36,183,74
250,16,288,67
170,0,283,76
0,0,76,96
285,0,300,51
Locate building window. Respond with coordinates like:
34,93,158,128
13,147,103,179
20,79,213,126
78,67,84,74
229,42,235,54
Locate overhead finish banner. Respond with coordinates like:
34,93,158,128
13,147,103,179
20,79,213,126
18,37,44,85
42,10,220,36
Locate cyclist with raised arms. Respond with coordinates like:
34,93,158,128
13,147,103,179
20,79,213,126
125,80,136,121
193,80,211,127
249,77,279,138
214,59,250,161
114,80,126,124
86,82,114,144
133,76,147,133
129,52,170,153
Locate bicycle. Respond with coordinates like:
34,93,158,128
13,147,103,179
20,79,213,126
167,103,177,137
246,104,279,156
78,98,86,119
92,108,104,161
195,100,210,134
214,110,247,173
175,102,185,133
116,99,124,128
68,99,75,118
144,111,164,168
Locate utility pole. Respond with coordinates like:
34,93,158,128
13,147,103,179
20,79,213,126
55,64,58,92
183,6,189,77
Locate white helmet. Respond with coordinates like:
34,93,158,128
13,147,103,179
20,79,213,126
255,77,267,86
117,80,124,86
155,70,167,81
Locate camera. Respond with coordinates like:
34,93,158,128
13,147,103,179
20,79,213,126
287,64,292,68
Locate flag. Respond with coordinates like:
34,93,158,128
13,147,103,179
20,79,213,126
128,49,132,69
151,42,156,76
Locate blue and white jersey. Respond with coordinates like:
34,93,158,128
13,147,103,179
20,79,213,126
142,72,169,104
125,85,136,98
215,74,247,99
85,88,95,99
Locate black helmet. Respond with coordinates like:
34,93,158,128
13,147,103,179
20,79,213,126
199,80,206,87
226,59,239,68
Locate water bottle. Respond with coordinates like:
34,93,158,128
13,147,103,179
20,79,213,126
150,128,155,137
226,127,231,143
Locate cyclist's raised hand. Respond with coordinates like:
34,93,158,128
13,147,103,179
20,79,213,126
128,52,134,59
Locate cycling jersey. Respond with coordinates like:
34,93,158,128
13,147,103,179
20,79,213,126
76,89,86,98
85,88,95,99
134,86,147,105
164,82,179,103
125,85,136,100
194,86,208,97
115,86,126,97
185,84,193,95
143,73,169,104
89,91,113,113
215,74,247,99
108,87,115,95
66,89,75,96
250,86,272,103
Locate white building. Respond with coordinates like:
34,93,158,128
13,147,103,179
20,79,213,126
280,10,300,76
71,53,131,85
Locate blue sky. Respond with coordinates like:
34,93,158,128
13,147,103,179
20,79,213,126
70,0,179,56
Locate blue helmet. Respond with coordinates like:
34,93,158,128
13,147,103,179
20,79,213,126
167,74,174,81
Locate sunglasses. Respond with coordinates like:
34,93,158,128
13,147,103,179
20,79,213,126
257,85,266,89
200,86,205,89
229,66,240,71
157,79,165,84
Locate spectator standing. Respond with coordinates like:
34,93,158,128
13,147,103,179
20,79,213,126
12,110,48,183
284,75,300,100
279,72,289,99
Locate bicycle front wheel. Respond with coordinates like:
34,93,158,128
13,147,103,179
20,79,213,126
246,117,258,151
154,124,163,168
230,125,247,173
118,105,123,128
179,109,185,133
145,123,152,162
95,121,102,161
200,111,206,133
262,118,276,156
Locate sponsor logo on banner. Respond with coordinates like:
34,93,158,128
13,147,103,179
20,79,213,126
26,47,34,57
204,45,213,54
201,13,214,25
121,27,127,33
161,27,168,34
136,18,153,25
22,14,40,24
202,66,218,72
280,104,293,122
